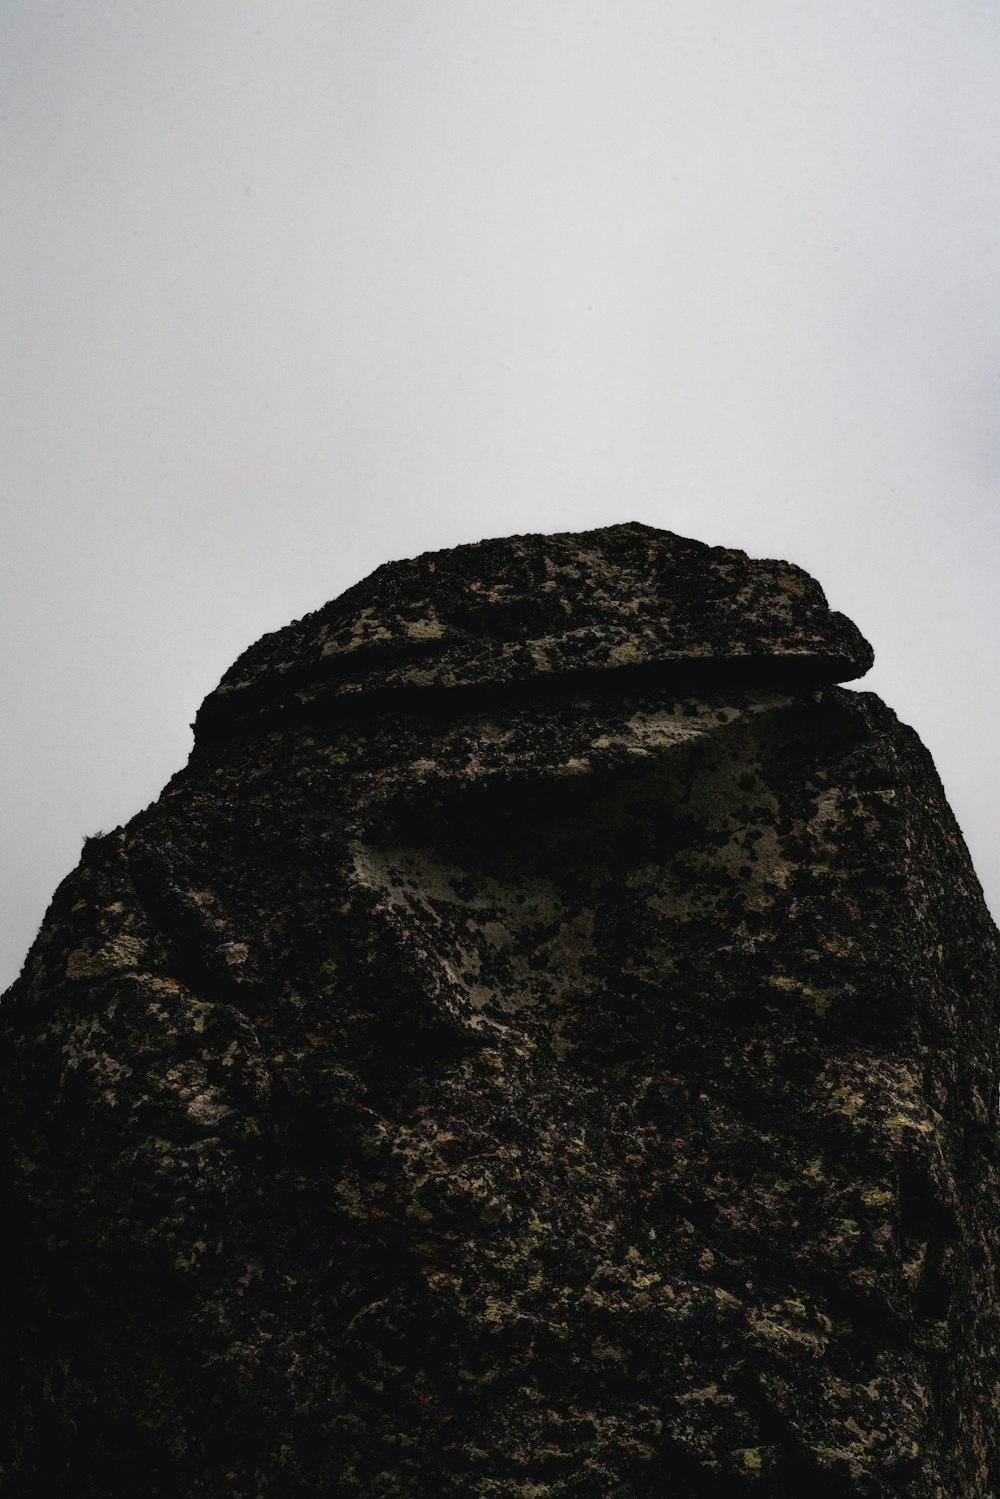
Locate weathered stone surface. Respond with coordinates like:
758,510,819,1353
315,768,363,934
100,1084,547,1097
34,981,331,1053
2,522,997,1497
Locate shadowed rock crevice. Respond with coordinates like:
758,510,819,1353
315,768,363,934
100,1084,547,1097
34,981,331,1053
2,523,997,1497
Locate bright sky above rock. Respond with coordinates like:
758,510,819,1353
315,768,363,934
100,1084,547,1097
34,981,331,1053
2,0,998,987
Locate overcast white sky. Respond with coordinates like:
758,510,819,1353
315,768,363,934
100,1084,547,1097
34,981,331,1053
2,1,998,988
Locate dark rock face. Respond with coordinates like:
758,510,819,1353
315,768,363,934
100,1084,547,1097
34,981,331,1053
3,522,998,1497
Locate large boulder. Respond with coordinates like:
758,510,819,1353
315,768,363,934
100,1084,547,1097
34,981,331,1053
3,522,997,1497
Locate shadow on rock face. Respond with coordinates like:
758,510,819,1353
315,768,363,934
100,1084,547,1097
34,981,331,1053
3,525,998,1498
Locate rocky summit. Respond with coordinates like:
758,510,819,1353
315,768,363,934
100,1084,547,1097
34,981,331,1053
2,521,998,1498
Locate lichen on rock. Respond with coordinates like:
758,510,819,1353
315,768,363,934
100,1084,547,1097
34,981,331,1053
2,522,997,1497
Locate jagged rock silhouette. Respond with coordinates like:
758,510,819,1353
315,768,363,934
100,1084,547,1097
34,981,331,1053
3,523,997,1496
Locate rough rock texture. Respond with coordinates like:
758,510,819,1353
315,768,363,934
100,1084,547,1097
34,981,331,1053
2,522,998,1497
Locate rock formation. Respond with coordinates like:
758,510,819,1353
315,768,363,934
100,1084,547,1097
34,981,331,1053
2,522,998,1497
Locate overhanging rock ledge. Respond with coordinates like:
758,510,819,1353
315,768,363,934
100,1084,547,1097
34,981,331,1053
2,522,997,1498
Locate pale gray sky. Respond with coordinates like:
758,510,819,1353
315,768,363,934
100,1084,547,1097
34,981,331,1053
3,1,999,988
